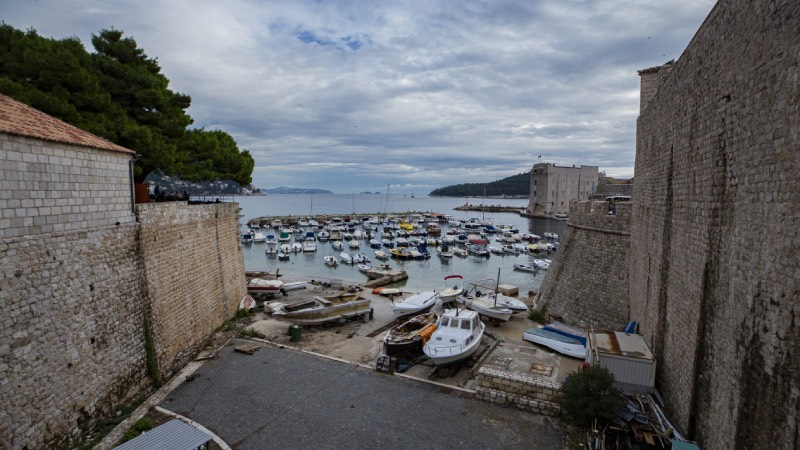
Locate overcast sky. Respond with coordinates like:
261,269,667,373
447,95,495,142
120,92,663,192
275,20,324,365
5,0,716,194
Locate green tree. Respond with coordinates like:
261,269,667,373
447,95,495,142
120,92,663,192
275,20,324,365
91,29,193,181
177,129,254,186
558,365,624,427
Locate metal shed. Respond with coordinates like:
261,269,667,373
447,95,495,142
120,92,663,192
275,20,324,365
113,419,211,450
587,330,656,387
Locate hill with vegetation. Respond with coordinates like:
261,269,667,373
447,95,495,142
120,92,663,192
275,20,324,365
429,171,530,197
0,25,253,184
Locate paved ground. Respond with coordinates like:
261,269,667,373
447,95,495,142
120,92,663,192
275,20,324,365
159,339,564,449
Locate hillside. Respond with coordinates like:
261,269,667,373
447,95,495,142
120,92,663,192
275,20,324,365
429,171,530,197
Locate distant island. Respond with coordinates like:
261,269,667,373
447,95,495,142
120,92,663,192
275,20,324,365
429,171,530,197
262,186,333,195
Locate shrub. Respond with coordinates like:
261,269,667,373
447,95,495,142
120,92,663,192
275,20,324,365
528,306,548,323
239,327,265,339
558,364,624,427
121,416,154,443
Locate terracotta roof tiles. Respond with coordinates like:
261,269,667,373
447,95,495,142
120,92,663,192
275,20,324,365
0,94,134,155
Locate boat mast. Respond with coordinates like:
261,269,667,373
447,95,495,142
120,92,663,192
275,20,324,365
494,268,501,306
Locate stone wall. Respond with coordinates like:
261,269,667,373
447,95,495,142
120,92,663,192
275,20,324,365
536,200,631,330
630,1,799,448
0,224,148,450
475,367,561,416
0,135,136,239
528,163,599,216
137,202,246,376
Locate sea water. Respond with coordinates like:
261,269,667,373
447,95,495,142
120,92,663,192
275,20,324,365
235,194,566,295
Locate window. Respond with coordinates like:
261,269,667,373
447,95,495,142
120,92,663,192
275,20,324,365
460,320,471,330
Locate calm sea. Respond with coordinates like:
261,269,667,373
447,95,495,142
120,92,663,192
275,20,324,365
234,194,566,295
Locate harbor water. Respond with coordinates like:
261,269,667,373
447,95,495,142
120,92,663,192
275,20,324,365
235,194,566,296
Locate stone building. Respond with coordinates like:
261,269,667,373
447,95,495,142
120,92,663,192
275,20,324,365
527,163,598,217
0,94,246,449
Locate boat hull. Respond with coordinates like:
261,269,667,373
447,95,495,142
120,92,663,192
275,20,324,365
270,297,371,325
522,327,586,359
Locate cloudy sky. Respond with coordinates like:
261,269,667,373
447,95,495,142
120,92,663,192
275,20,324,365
5,0,716,194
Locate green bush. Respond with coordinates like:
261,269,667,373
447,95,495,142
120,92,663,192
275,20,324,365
528,306,548,323
558,365,624,427
234,308,253,320
239,327,265,339
121,416,154,443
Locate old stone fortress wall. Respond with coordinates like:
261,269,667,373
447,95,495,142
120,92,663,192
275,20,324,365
0,98,245,450
537,1,799,449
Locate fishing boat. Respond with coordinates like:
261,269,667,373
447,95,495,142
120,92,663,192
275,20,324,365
423,308,485,368
382,312,438,356
267,289,372,325
439,275,464,304
246,278,285,300
522,326,587,359
391,291,439,317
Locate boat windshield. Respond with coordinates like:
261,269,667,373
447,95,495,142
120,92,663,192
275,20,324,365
460,320,471,331
440,317,450,327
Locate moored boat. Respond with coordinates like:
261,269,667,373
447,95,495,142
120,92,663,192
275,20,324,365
513,262,536,272
383,311,438,356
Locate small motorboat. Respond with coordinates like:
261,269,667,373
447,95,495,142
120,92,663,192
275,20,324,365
349,240,360,249
513,262,536,272
302,241,317,252
291,242,303,252
391,291,439,317
324,255,338,266
523,326,586,359
374,250,389,260
383,311,438,356
332,240,343,250
439,275,463,304
533,259,550,270
358,263,372,273
339,252,353,264
493,293,528,312
267,288,371,325
277,252,290,261
423,308,484,368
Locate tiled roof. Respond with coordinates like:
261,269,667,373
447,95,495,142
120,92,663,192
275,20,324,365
0,94,135,154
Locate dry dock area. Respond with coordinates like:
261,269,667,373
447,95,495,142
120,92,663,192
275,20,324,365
248,276,583,404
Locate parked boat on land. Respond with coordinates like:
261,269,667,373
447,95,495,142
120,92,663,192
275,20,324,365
543,321,588,346
267,289,371,325
522,326,586,359
493,292,528,312
439,275,464,303
391,291,439,317
423,308,485,368
383,311,438,356
247,278,285,300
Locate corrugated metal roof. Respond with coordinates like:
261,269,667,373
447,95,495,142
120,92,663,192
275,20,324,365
113,419,211,450
592,330,654,361
0,94,134,154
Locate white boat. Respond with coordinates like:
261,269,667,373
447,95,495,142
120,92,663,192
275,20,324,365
374,250,389,260
533,259,550,270
247,278,285,300
358,264,372,272
453,247,468,257
277,252,289,261
324,255,338,266
369,239,382,249
349,239,360,249
291,242,303,252
391,291,439,317
339,252,353,264
253,231,266,243
493,293,528,312
303,241,317,252
268,289,371,326
352,253,370,263
457,292,513,322
465,243,490,257
439,275,464,303
280,243,292,254
488,245,504,255
523,326,586,359
502,244,520,254
265,240,278,254
317,230,329,241
242,232,254,244
332,240,343,250
423,308,485,368
513,262,536,272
